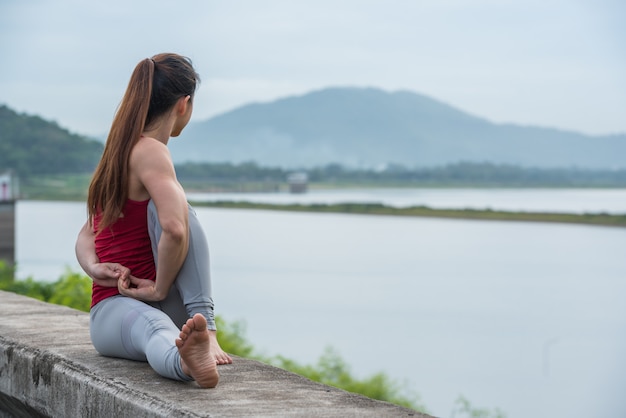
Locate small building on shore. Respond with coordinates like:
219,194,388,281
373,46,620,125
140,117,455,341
0,171,18,265
287,172,308,194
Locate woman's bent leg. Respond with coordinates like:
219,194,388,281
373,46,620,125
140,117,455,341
90,295,191,382
147,200,216,330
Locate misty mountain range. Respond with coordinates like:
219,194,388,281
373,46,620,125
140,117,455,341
168,87,626,170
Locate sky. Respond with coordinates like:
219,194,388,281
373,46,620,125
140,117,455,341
0,0,624,138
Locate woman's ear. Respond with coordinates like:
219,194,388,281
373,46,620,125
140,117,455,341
177,95,191,115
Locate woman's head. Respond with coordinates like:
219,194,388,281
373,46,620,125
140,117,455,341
114,53,200,136
88,53,200,229
145,53,200,130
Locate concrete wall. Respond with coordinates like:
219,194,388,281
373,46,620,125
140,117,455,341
0,291,429,418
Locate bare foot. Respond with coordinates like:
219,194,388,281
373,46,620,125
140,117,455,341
176,314,219,388
209,330,233,365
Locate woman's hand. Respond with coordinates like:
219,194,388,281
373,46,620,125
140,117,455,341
76,221,132,288
89,263,130,288
118,275,165,302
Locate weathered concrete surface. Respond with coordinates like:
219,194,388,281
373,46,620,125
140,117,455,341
0,291,430,417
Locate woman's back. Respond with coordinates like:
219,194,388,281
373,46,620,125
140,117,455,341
91,198,155,307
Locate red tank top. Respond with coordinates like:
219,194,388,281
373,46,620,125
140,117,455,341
91,199,156,307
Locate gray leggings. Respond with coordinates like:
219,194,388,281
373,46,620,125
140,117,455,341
90,201,215,381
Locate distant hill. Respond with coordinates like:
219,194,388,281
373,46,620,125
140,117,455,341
169,87,626,169
0,105,103,177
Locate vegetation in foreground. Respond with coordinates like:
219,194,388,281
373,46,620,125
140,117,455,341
0,261,507,417
0,261,424,412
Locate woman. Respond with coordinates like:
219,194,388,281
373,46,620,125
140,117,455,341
75,53,230,388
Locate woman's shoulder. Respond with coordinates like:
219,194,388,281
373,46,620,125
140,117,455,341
129,135,176,184
131,136,172,164
128,136,175,200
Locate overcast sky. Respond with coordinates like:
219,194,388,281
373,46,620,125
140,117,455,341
1,0,624,137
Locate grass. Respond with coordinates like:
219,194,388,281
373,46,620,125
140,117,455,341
190,201,626,228
17,175,626,228
19,174,91,200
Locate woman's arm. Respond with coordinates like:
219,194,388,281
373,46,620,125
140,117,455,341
118,138,189,301
75,221,130,287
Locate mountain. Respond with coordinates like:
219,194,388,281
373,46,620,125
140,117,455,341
169,87,626,169
0,105,103,177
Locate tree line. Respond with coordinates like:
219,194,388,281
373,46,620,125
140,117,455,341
3,103,624,188
175,160,626,188
0,105,102,177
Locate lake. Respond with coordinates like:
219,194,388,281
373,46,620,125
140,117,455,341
12,188,626,418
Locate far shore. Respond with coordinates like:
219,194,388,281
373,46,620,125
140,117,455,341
11,182,626,229
189,200,626,228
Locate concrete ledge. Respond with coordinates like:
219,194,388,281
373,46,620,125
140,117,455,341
0,291,428,417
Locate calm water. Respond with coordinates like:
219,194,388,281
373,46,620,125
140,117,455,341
12,189,626,418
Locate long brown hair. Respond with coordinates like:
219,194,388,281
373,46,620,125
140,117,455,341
87,53,200,232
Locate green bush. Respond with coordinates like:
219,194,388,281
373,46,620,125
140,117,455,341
215,316,256,358
0,263,90,311
452,396,507,418
270,347,426,411
0,260,15,288
0,261,54,301
47,269,92,312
